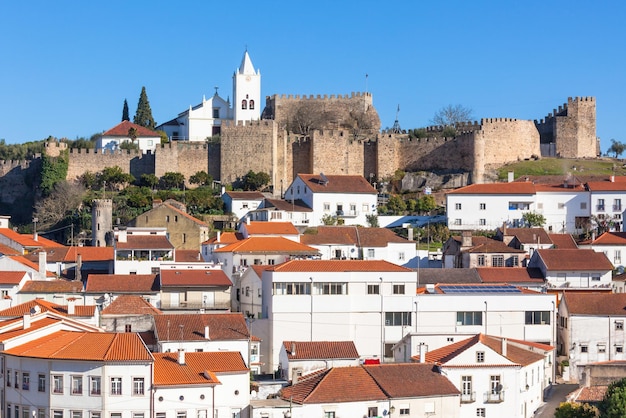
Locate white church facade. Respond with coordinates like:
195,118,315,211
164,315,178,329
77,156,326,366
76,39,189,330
157,50,261,142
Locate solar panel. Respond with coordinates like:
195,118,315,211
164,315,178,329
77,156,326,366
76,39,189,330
439,285,522,294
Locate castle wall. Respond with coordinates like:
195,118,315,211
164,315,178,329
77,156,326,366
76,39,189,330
154,143,209,183
0,159,40,224
309,130,367,176
66,148,155,182
480,118,541,165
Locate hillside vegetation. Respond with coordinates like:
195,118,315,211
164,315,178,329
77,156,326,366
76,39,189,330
496,157,626,180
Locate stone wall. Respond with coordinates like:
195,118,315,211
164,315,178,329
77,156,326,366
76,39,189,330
154,143,209,182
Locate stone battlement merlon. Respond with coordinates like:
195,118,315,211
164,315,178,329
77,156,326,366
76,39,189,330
275,92,371,100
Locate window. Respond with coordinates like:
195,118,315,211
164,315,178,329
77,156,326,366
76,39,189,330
477,255,485,266
491,255,504,267
476,351,485,363
323,202,330,211
581,202,587,209
393,284,405,295
490,375,502,394
111,377,122,395
176,412,187,418
6,368,10,387
71,412,82,418
313,282,347,295
38,374,46,392
5,403,10,418
617,345,624,353
367,284,380,295
479,219,486,226
249,100,255,110
133,414,144,418
241,100,247,109
70,375,82,394
22,408,29,418
617,321,624,331
509,201,530,210
616,250,622,264
525,311,550,325
507,255,519,267
398,252,405,261
479,203,486,210
385,312,411,326
598,199,605,211
245,287,250,297
598,344,607,353
273,282,311,295
52,411,64,418
399,408,410,416
22,372,29,390
581,345,588,353
53,375,63,394
125,324,132,332
455,203,462,210
457,311,483,326
367,407,378,417
133,377,144,395
367,249,375,258
461,376,474,402
324,413,335,418
476,408,486,417
592,274,601,282
615,199,622,211
111,414,122,418
213,108,220,118
90,376,101,395
14,371,18,388
454,219,462,225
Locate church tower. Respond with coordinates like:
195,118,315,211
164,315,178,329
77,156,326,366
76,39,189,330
233,50,261,123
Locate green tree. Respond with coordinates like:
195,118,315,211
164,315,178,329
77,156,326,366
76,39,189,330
122,99,130,121
189,171,213,187
97,166,135,190
160,172,185,190
417,195,437,214
40,150,69,197
321,214,336,225
600,377,626,417
366,214,379,227
386,195,407,215
430,104,474,127
241,170,271,191
133,86,156,129
554,402,599,418
521,211,546,227
140,173,159,189
608,139,626,158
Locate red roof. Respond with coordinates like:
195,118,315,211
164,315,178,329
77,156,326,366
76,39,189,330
19,279,84,293
301,226,410,247
153,351,247,386
160,269,232,287
592,232,626,245
363,363,460,398
0,272,28,285
297,174,377,194
243,221,299,235
153,313,249,341
282,341,359,360
536,249,613,271
0,299,95,318
447,181,536,195
214,236,319,254
86,274,159,293
563,293,626,316
116,235,174,250
101,294,162,315
271,259,412,273
0,229,64,248
549,233,579,249
103,120,159,137
587,178,626,191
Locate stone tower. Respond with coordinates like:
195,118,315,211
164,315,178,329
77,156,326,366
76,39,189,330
232,50,261,123
91,199,112,247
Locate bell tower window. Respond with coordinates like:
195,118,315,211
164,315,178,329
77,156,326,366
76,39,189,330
249,100,254,110
241,100,247,110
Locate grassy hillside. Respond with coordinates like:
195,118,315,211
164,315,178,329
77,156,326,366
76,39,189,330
496,157,626,181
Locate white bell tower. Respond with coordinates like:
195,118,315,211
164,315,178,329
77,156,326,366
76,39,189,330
233,50,261,123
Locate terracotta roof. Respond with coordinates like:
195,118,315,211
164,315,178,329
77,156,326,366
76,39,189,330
536,249,613,271
271,259,412,273
0,299,95,318
153,313,249,341
203,231,244,245
160,269,232,287
249,265,273,278
301,226,409,247
447,182,536,195
297,174,377,194
0,229,63,248
7,256,56,277
261,198,313,212
414,334,545,367
85,274,159,293
0,243,20,255
587,179,626,191
280,366,387,404
115,235,174,250
549,233,579,249
282,341,359,360
415,268,482,285
455,236,525,254
574,385,608,403
243,221,299,235
364,363,460,398
563,293,626,316
4,331,153,361
476,267,545,284
103,120,159,137
534,183,586,192
501,227,553,245
224,191,265,200
0,271,27,285
592,232,626,245
101,294,162,315
215,236,318,255
153,351,247,386
19,279,84,293
174,249,202,262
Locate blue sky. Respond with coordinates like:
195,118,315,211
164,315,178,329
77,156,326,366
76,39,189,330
1,1,623,154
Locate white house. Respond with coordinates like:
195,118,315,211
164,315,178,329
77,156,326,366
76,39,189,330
587,177,626,232
245,197,314,227
579,231,626,269
534,182,590,233
238,221,300,241
0,271,30,310
97,120,162,153
113,228,174,275
278,340,360,382
284,174,378,227
238,265,271,319
222,191,265,222
249,259,417,373
558,293,626,382
157,50,261,142
528,248,613,288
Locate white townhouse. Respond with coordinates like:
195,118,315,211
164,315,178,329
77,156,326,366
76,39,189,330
222,191,265,222
249,259,417,373
446,182,537,231
238,221,300,242
245,197,314,227
534,182,590,234
157,50,261,141
238,265,271,319
558,293,626,382
587,177,626,232
113,228,174,275
0,272,29,310
97,120,162,153
580,231,626,269
415,334,552,418
285,174,378,227
528,248,613,288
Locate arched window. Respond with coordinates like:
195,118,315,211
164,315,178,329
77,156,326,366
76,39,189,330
241,100,247,110
249,100,255,110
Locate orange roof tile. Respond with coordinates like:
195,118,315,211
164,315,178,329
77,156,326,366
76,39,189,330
283,341,359,360
500,227,553,245
243,221,299,235
101,294,162,315
153,313,249,341
116,235,174,250
271,259,412,273
447,182,536,195
0,243,20,255
215,236,319,254
563,293,626,316
86,274,159,293
153,351,247,386
5,331,153,361
592,232,626,245
548,233,579,249
587,179,626,191
0,271,28,285
364,363,460,398
25,246,114,263
103,120,159,137
174,249,203,262
536,249,613,271
476,267,545,283
301,226,409,247
204,231,244,245
297,174,377,194
575,385,608,403
0,299,94,318
20,279,84,293
160,269,232,287
0,229,63,248
462,236,525,254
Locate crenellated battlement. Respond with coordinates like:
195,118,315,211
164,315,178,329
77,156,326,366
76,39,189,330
275,92,372,100
68,148,142,156
222,119,275,128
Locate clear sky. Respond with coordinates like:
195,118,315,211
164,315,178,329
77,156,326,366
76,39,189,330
1,1,623,153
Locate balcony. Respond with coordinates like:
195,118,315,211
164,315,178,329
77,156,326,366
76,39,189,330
597,205,605,212
159,301,231,311
336,210,359,218
614,205,622,212
484,391,505,403
460,392,476,403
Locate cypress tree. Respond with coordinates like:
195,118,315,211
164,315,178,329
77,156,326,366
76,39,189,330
133,86,156,129
122,99,130,121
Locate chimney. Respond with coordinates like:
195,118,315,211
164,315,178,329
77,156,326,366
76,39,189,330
204,325,210,340
217,231,221,242
291,342,296,356
221,186,226,195
419,343,427,363
501,337,507,357
23,314,31,329
461,231,472,248
75,254,82,282
117,229,127,243
611,175,615,183
38,251,47,278
407,228,414,241
507,171,514,183
246,217,251,225
67,298,75,315
178,349,185,365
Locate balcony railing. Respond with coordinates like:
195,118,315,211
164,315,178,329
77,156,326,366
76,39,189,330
460,392,476,403
159,301,231,311
597,205,605,211
484,391,505,403
614,205,622,212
